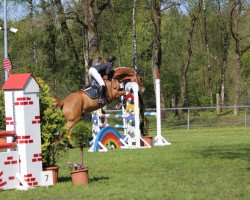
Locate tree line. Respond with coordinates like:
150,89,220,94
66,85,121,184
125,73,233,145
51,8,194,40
0,0,250,115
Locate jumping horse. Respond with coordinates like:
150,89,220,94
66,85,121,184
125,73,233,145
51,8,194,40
56,67,144,130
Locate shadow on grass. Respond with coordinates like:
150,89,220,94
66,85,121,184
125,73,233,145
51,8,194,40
89,176,109,183
201,144,250,162
58,176,109,183
58,176,72,182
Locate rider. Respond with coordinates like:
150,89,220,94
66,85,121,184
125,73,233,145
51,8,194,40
88,55,116,104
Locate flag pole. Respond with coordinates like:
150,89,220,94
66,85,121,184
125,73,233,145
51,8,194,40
4,0,9,81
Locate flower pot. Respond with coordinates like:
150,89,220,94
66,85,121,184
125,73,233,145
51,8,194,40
43,166,59,184
142,136,153,146
70,168,89,185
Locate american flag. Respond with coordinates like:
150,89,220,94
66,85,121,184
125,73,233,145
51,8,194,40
3,58,12,71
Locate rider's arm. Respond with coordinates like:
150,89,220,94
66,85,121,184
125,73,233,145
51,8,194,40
105,63,113,75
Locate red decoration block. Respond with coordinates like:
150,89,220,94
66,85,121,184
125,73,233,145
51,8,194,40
17,97,26,101
7,156,13,160
33,182,38,186
22,136,30,139
24,174,32,178
0,181,7,187
11,160,17,164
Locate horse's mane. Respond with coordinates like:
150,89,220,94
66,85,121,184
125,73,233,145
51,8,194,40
113,67,136,79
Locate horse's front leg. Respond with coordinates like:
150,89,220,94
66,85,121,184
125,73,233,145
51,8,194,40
115,90,126,99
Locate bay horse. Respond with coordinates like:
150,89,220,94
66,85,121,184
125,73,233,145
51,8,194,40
56,67,144,130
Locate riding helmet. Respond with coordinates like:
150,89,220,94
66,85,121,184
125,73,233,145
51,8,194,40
107,55,116,62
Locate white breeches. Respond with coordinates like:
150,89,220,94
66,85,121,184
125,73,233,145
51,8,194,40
89,67,105,86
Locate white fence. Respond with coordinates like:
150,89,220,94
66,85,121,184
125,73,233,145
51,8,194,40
107,105,250,130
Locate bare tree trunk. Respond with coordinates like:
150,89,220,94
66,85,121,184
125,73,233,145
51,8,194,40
220,32,229,106
202,0,213,105
177,1,202,115
28,0,37,63
229,0,250,115
233,54,241,115
79,0,111,84
132,0,138,70
83,25,90,85
216,93,221,114
151,0,166,108
216,0,230,107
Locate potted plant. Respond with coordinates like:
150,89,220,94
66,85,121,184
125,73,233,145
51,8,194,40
37,78,68,184
68,120,91,185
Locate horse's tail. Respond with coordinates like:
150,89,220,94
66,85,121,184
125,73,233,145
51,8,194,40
55,98,64,109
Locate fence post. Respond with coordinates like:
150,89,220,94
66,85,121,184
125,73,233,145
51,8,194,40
187,108,190,130
244,107,247,127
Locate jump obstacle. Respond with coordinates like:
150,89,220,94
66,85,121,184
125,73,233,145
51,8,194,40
0,74,53,191
89,78,171,152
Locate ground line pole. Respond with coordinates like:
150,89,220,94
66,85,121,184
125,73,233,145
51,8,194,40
244,107,247,127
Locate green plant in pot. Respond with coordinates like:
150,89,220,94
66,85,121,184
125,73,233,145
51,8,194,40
68,120,92,185
37,78,68,184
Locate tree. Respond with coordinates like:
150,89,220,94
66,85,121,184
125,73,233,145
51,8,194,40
229,0,250,115
67,0,112,84
202,0,213,105
151,0,166,108
177,0,202,114
55,0,83,88
216,0,231,107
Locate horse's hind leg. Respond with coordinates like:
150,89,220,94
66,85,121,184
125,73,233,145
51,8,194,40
66,120,76,130
65,120,77,148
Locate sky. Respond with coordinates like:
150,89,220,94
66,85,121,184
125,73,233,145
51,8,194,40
0,0,71,21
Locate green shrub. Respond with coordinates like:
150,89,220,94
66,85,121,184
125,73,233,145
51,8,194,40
70,120,92,168
37,77,68,168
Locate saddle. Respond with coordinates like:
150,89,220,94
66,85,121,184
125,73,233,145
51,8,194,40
83,79,102,99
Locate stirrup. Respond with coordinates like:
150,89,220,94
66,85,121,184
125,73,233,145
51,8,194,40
98,98,105,104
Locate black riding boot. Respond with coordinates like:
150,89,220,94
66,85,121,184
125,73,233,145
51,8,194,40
98,85,106,104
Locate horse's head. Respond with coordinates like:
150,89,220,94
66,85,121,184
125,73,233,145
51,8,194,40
113,67,145,92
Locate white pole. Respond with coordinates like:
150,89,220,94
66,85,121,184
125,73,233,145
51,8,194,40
154,78,171,146
156,79,162,138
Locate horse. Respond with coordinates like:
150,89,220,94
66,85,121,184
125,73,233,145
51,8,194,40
56,67,145,130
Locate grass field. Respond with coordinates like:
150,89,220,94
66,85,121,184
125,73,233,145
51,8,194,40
1,127,250,200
